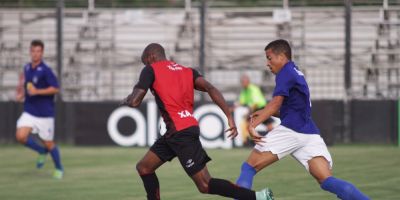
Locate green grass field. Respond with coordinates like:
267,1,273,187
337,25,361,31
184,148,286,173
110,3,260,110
0,145,399,200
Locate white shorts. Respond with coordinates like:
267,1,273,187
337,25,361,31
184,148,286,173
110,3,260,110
16,112,55,141
254,125,333,171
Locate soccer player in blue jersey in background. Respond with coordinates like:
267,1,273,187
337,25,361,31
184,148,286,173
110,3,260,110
235,39,370,200
15,40,64,179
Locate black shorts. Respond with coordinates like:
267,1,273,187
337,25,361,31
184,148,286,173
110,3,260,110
150,126,211,176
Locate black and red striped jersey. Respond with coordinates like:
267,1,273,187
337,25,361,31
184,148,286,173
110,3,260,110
135,60,202,135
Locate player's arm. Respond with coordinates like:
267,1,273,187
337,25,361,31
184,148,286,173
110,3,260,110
247,96,283,144
249,69,293,143
120,66,153,108
272,111,280,117
194,76,238,138
121,88,147,108
28,68,60,96
250,96,284,127
251,68,294,127
28,86,59,96
15,72,25,102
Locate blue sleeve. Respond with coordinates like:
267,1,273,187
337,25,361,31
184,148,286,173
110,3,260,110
45,68,59,88
273,68,296,97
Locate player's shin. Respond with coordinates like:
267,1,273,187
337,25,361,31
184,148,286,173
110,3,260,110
49,146,63,170
321,176,370,200
25,135,47,154
208,178,256,200
140,173,160,200
236,162,257,189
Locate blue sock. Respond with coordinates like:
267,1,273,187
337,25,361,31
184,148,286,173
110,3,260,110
25,135,47,154
236,162,257,189
321,176,370,200
50,146,63,170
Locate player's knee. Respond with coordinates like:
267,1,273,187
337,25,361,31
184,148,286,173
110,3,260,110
43,141,55,150
15,133,27,144
136,162,152,175
314,173,332,184
135,162,144,174
196,182,209,194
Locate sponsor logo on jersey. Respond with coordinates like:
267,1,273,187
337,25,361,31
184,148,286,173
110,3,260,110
178,110,193,118
185,159,194,168
167,63,183,71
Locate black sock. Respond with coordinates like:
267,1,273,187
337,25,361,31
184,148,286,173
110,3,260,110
208,178,256,200
140,173,160,200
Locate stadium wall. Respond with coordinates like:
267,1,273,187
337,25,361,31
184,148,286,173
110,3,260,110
0,100,397,147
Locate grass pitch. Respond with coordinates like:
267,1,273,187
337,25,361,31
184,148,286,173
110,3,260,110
0,145,399,200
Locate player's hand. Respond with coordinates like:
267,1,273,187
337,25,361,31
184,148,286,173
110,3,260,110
249,109,265,127
119,95,132,107
15,93,24,102
27,84,39,96
248,117,265,145
225,118,238,139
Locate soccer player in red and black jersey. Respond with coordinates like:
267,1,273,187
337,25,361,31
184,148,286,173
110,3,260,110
121,43,273,200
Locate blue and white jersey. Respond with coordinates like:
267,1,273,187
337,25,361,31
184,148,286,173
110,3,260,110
273,61,319,134
24,61,59,117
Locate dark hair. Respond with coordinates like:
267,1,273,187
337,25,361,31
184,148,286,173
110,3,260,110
141,43,166,61
30,39,44,50
264,39,291,60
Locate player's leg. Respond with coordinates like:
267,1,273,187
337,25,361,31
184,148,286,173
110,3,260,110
16,113,48,154
236,126,298,190
236,149,279,189
137,135,176,200
293,134,370,200
308,156,370,200
308,156,332,184
16,127,47,154
16,127,31,144
136,150,165,200
42,140,64,178
36,117,64,177
171,127,273,200
190,165,272,200
17,126,48,169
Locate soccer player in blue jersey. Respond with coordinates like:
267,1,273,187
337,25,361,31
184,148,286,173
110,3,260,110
15,40,64,179
235,39,370,200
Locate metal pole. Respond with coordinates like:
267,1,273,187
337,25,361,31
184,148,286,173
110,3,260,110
343,0,352,143
199,0,206,76
56,0,64,100
398,100,400,147
55,0,65,142
199,0,207,101
344,0,352,92
185,0,192,13
283,0,289,9
383,0,389,10
89,0,95,11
